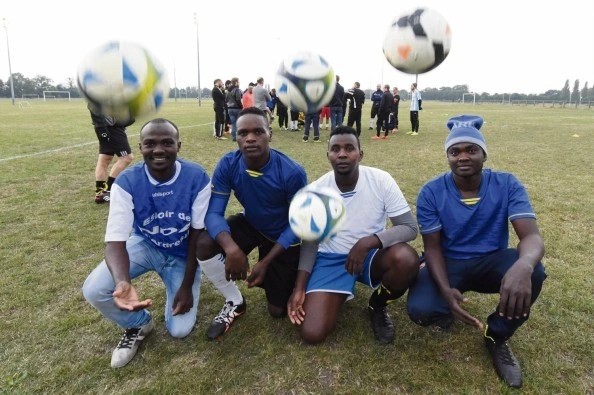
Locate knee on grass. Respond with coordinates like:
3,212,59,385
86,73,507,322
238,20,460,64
267,303,286,319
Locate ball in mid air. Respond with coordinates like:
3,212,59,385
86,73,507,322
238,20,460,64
289,185,346,242
275,51,336,113
383,8,452,74
77,41,169,123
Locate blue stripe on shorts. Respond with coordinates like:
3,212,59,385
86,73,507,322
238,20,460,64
306,249,380,300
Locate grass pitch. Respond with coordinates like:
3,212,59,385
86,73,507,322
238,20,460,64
0,99,592,394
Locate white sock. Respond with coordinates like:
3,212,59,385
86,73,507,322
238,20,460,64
199,254,243,305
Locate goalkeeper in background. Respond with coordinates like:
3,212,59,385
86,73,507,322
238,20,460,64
89,106,135,203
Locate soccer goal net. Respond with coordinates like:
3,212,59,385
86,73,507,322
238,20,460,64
462,92,476,105
22,93,39,99
43,91,71,101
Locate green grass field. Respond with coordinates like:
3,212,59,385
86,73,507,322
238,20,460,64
1,99,592,394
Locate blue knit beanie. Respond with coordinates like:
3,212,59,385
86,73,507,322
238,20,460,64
444,115,487,155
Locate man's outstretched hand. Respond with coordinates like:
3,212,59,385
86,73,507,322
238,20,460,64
113,281,152,312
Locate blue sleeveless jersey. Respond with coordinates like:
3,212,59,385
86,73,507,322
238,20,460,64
114,159,211,258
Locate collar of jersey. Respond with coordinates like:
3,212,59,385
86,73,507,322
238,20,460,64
144,160,181,186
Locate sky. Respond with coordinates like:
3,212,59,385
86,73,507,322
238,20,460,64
1,0,592,95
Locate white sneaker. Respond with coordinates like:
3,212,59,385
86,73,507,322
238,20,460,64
110,317,154,368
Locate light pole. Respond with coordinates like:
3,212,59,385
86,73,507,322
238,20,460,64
3,18,15,106
193,13,201,107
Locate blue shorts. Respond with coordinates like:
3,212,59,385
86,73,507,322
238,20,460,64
306,250,381,300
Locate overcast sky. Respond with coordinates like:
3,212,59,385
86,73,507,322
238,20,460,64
1,0,592,95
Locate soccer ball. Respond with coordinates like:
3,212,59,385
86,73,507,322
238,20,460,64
383,8,451,74
289,185,346,242
77,41,169,123
275,51,336,113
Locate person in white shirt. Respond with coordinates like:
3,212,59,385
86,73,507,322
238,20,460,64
287,125,420,345
408,82,422,136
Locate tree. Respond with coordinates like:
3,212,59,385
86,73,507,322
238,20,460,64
32,75,54,95
571,79,580,105
580,82,589,102
561,79,570,101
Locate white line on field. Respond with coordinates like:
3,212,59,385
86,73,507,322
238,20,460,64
0,122,213,163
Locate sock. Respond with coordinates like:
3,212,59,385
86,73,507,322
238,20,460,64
199,254,243,305
95,180,106,193
106,177,116,191
369,283,405,308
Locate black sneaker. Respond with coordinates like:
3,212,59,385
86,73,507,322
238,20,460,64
368,305,395,344
313,137,320,143
434,315,454,330
95,190,110,204
484,335,522,388
206,298,246,340
302,136,308,143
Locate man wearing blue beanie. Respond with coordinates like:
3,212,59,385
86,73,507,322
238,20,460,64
407,115,547,388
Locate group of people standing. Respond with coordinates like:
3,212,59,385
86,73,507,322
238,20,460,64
83,102,546,388
208,76,424,146
369,82,422,139
212,77,278,142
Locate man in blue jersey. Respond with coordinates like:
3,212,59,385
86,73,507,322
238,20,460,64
406,115,547,388
287,126,420,345
369,84,382,130
196,107,307,340
83,119,211,368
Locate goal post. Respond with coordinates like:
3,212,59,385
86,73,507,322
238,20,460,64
43,91,71,101
462,92,476,105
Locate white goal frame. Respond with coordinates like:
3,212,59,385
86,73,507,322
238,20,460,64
462,92,476,105
43,91,71,101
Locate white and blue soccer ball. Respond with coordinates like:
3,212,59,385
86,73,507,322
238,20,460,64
289,185,346,242
77,41,169,123
383,8,452,74
275,51,336,113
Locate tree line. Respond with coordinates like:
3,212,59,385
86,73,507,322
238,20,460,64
1,73,592,104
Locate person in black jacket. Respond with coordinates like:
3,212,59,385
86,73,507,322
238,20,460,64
373,84,393,140
329,75,345,131
212,79,227,140
344,82,366,137
369,84,382,130
225,77,243,141
388,86,401,134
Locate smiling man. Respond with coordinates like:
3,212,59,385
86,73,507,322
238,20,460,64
406,115,547,388
82,119,211,368
287,125,419,345
196,107,307,341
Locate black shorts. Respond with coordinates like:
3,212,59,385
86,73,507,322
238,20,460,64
95,126,132,157
370,104,380,119
227,214,300,308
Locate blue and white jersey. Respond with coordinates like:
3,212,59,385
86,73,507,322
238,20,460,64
105,159,211,259
313,166,411,255
206,149,307,249
410,90,422,111
417,169,536,260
